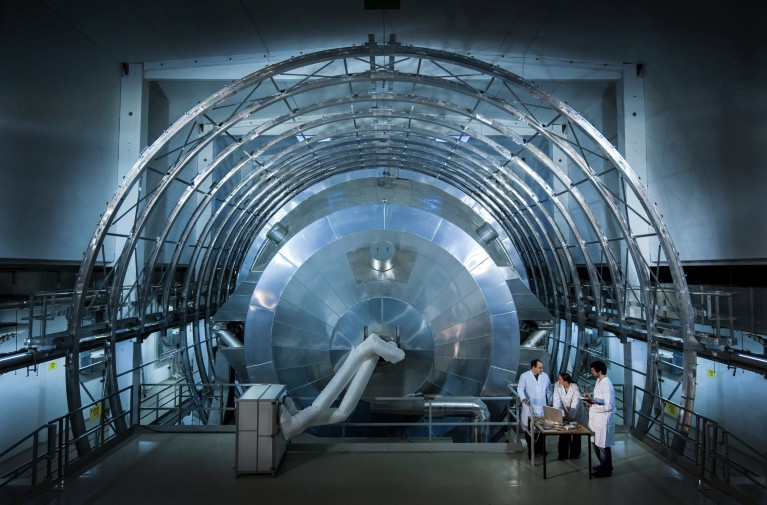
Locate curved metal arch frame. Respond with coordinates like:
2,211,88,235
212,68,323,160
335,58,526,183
152,117,590,315
178,84,629,317
144,81,620,318
213,119,604,312
68,43,696,452
148,125,636,422
178,104,609,296
174,125,592,337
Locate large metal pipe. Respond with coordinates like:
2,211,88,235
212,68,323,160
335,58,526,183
370,396,490,442
427,397,490,443
521,328,551,348
213,328,243,348
0,350,42,370
0,348,67,375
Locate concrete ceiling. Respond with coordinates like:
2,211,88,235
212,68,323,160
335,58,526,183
29,0,750,113
37,0,738,66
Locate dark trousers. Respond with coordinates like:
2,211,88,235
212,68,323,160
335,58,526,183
557,434,581,458
524,431,545,456
593,444,613,473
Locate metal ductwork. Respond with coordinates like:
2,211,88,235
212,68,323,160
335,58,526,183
214,328,243,349
521,328,551,348
212,327,248,382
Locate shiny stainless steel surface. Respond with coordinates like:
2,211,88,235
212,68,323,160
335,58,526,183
246,208,515,399
67,43,695,447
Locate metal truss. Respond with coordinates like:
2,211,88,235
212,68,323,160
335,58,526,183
66,41,696,454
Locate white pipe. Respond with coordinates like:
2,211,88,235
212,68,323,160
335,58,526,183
279,333,405,439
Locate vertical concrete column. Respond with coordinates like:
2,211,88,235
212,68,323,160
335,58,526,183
115,63,148,301
108,63,148,429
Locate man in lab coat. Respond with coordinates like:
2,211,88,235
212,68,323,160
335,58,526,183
517,358,552,457
584,360,616,478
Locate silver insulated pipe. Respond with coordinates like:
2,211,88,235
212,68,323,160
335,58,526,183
521,328,551,348
213,328,243,348
370,396,490,442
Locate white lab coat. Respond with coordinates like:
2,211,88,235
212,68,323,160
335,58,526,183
517,370,552,433
553,382,587,426
588,376,616,448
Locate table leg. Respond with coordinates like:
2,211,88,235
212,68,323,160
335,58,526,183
529,419,535,466
542,433,547,479
588,442,592,480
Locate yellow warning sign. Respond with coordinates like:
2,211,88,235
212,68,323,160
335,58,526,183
665,402,678,418
89,404,102,420
707,369,716,378
48,362,57,371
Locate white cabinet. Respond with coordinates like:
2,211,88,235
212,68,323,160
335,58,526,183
235,384,287,476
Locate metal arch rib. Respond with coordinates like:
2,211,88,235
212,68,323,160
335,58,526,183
69,42,695,451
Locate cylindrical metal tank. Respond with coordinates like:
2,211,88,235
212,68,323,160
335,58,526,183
243,181,523,403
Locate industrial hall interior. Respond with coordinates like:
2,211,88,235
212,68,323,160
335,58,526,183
1,1,765,504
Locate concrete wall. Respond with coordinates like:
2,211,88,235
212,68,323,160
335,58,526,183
0,1,121,261
643,35,767,263
1,3,765,265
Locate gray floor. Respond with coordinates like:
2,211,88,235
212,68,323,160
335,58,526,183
24,431,737,505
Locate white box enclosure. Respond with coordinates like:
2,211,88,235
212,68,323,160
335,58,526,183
235,384,287,476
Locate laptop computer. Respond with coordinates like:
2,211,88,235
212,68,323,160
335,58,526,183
543,405,564,425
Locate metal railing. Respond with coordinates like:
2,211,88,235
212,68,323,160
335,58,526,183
0,424,56,491
631,385,766,505
137,383,517,444
12,374,763,503
138,381,244,426
0,385,132,504
0,379,239,503
329,396,514,445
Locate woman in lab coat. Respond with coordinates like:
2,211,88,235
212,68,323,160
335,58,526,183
552,371,586,459
584,360,616,477
516,358,552,457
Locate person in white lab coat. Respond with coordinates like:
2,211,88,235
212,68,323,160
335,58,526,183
516,358,552,457
584,360,616,477
552,371,585,459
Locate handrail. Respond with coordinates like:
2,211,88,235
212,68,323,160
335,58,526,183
0,384,133,502
0,423,56,489
136,383,518,440
4,376,762,502
631,385,766,504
